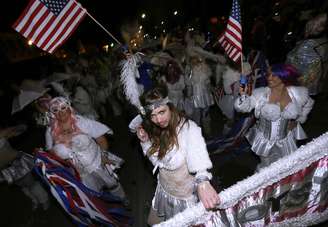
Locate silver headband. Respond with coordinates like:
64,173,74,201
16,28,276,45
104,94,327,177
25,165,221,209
144,97,170,112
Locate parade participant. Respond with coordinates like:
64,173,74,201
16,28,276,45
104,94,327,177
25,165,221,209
185,55,214,136
133,86,219,225
234,64,314,169
216,60,252,122
161,60,186,112
45,97,126,200
0,125,49,210
72,85,99,120
286,13,328,96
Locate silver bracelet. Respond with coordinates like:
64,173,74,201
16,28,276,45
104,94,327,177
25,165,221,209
195,176,210,185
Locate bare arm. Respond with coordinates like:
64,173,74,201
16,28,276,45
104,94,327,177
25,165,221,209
95,135,109,151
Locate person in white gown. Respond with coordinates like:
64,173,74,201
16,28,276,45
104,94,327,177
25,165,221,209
234,64,314,169
45,97,126,200
185,56,215,137
161,60,186,112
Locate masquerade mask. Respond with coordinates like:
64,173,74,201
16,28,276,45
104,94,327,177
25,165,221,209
49,97,71,114
50,104,69,114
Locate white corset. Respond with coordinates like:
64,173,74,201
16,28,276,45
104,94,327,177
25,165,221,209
260,102,298,122
53,134,102,174
153,147,186,173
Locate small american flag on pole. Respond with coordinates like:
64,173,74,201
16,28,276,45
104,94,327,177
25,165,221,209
218,0,242,62
13,0,86,53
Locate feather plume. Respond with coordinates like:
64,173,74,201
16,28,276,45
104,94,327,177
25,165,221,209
120,53,143,111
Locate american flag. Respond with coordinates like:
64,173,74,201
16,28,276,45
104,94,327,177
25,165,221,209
218,0,242,62
34,151,132,226
13,0,86,53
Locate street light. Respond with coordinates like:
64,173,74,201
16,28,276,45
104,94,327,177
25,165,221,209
141,13,146,19
173,10,178,16
103,45,109,53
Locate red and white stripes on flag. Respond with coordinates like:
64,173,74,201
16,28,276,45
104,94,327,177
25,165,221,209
13,0,86,53
219,0,242,62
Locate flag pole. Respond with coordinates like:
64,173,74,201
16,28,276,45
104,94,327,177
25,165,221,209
73,0,122,46
85,11,122,45
240,53,243,74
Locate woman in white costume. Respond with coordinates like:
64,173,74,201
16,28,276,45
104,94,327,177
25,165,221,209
134,86,219,225
45,97,125,200
185,56,215,137
234,64,314,169
161,60,186,112
184,31,225,135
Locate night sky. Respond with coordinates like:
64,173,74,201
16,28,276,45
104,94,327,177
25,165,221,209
0,0,231,44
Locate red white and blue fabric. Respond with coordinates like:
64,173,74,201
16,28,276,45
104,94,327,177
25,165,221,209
218,0,242,62
207,115,255,155
13,0,86,53
34,151,131,227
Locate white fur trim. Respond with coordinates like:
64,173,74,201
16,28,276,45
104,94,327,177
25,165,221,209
185,121,213,173
268,208,328,226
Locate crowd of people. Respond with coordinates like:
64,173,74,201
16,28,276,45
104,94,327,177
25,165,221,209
0,2,327,226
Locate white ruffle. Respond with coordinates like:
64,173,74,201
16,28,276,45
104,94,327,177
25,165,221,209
293,122,307,140
260,103,281,121
234,86,313,125
246,128,297,158
128,114,143,133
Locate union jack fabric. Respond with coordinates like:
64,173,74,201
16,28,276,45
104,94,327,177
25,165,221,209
218,0,242,62
13,0,86,53
34,150,132,227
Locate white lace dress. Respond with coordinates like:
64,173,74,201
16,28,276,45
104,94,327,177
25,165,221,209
51,134,123,193
234,86,314,168
140,120,213,220
45,116,120,192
